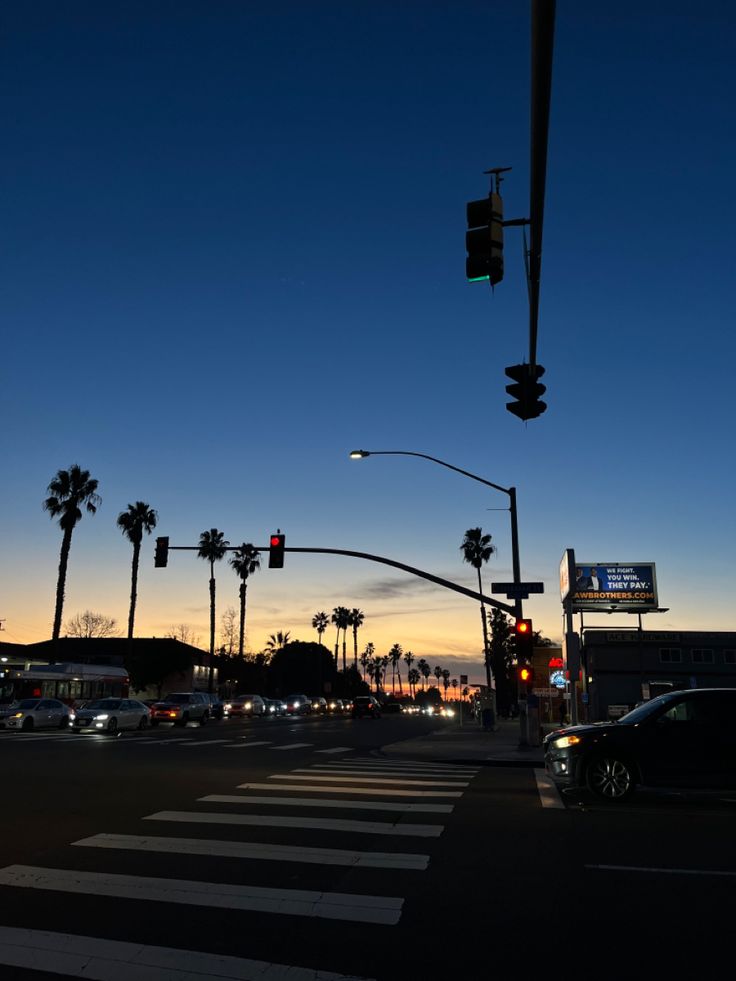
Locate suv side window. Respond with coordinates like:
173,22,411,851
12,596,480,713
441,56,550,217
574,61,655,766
661,700,693,723
690,694,734,728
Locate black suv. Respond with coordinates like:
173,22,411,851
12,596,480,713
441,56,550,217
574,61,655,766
352,696,381,719
544,688,736,801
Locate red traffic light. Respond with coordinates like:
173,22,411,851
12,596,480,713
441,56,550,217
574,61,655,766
516,619,532,634
518,666,533,684
268,531,285,569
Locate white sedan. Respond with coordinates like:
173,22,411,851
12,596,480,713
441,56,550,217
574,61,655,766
5,698,71,731
70,698,151,734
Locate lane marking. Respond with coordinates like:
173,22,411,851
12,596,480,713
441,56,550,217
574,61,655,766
297,767,471,782
328,759,479,771
586,864,736,878
314,747,353,754
74,833,430,871
272,742,313,750
237,782,462,798
0,866,404,925
144,810,443,838
152,738,192,744
200,794,454,813
179,739,231,748
534,770,565,809
226,740,272,748
320,763,478,775
0,925,374,981
271,773,468,788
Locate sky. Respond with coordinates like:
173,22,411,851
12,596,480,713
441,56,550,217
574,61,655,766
2,1,735,683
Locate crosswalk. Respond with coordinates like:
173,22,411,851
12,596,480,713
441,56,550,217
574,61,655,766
0,754,479,979
0,732,356,754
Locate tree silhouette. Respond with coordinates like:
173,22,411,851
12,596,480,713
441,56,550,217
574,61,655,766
117,501,157,651
312,611,329,647
43,464,101,650
348,608,365,668
197,528,230,691
460,527,496,690
229,543,261,657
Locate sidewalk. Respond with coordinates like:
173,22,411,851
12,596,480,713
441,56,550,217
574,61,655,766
380,717,555,766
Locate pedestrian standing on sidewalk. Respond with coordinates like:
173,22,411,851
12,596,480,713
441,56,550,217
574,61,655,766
558,700,566,728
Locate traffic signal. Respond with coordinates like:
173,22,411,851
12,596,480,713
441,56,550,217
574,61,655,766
517,664,534,688
505,363,547,420
515,618,534,661
268,531,285,569
154,536,169,568
466,193,504,285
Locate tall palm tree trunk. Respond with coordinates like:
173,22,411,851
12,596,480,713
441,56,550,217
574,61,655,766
238,581,246,657
353,628,358,668
334,628,340,668
341,631,347,673
52,527,74,650
127,537,141,660
397,665,402,694
208,564,216,693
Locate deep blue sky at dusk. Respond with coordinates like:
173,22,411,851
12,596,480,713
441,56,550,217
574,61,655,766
3,2,735,678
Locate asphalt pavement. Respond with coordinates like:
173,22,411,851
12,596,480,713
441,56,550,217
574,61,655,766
0,711,733,978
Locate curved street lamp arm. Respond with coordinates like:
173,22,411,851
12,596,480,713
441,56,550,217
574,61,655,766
360,450,511,498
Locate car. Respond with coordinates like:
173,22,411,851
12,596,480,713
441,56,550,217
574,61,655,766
71,698,150,734
310,696,328,714
544,688,736,801
150,692,211,727
4,698,70,731
284,694,311,715
326,698,344,713
352,696,382,719
263,698,286,716
382,701,402,714
223,694,266,717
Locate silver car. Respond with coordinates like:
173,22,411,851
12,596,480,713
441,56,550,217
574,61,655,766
71,698,150,734
5,698,70,731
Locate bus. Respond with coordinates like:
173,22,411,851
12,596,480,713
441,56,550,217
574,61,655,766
0,662,129,706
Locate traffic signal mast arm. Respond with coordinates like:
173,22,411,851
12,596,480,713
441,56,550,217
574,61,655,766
157,542,515,616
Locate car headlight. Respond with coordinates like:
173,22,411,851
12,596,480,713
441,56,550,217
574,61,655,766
94,714,109,721
244,702,252,710
293,701,300,708
552,734,582,749
11,712,24,719
224,703,232,710
444,708,455,717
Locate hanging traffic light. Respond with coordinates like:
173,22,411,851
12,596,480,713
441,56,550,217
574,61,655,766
268,531,285,569
154,536,169,568
466,193,504,285
515,618,534,661
505,363,547,420
518,664,534,688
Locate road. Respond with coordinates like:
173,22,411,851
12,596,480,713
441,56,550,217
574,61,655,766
0,712,734,978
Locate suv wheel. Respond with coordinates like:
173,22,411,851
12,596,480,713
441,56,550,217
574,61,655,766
586,754,636,801
200,711,209,726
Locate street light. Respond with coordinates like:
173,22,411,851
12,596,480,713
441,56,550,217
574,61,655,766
349,449,522,619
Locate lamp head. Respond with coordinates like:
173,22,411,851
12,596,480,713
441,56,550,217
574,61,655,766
349,450,370,459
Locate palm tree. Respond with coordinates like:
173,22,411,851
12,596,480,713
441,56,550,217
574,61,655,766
360,642,375,681
403,649,415,681
197,528,230,691
265,630,290,653
388,644,403,694
418,658,431,690
331,606,350,671
434,665,443,693
116,501,158,652
312,611,329,647
407,667,420,698
348,608,365,668
230,544,261,657
460,527,496,691
43,465,101,649
442,668,451,699
373,656,385,692
451,679,459,700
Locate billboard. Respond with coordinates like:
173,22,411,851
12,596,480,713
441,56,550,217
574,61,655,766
571,563,658,612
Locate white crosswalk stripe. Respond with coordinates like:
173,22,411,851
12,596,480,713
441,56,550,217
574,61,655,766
271,742,313,750
143,810,444,838
200,793,454,813
0,925,374,981
73,832,430,870
0,865,404,925
314,746,353,754
271,772,469,787
237,781,463,797
226,740,272,748
297,766,473,781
